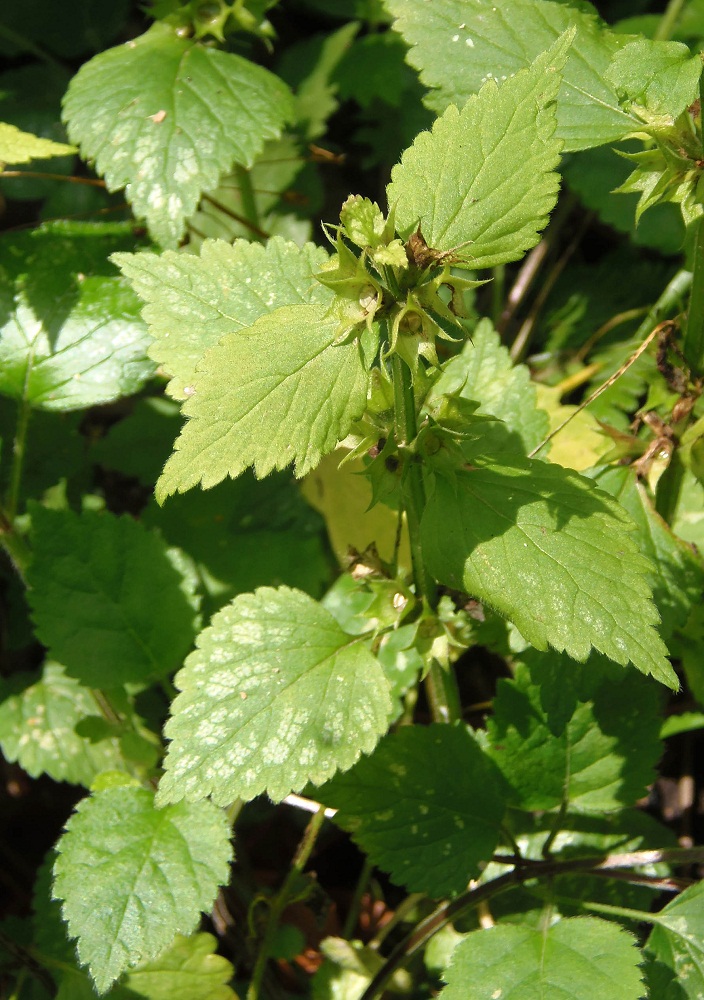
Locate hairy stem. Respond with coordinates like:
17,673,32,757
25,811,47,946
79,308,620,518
246,806,326,1000
391,355,461,723
684,69,704,375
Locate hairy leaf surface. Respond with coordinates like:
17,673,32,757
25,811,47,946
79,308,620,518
387,0,638,151
387,35,568,269
429,319,549,455
156,304,368,500
319,724,507,896
605,38,701,119
0,662,125,786
122,933,236,1000
486,663,663,812
0,223,152,410
158,586,392,805
53,785,232,993
113,237,331,400
0,122,75,166
27,507,198,687
420,458,676,686
440,918,643,999
62,22,294,246
647,881,704,997
593,466,704,641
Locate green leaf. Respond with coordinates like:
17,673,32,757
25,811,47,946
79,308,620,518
318,723,507,896
592,466,704,641
386,34,568,269
156,303,369,501
113,236,330,400
387,0,638,151
0,122,75,167
428,319,549,455
486,662,663,812
157,586,392,805
121,933,236,1000
647,881,704,998
278,23,360,140
563,145,685,256
62,22,294,247
439,917,643,999
420,455,676,687
53,785,232,993
143,474,330,611
187,135,321,247
27,506,198,688
0,662,126,786
604,38,701,119
0,222,153,411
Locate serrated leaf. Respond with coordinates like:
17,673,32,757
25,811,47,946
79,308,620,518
53,785,232,993
0,122,75,167
592,466,704,641
187,134,320,248
386,34,568,270
157,586,392,805
563,145,686,255
0,222,153,411
605,38,701,119
143,473,331,610
387,0,638,152
0,662,126,786
63,21,294,247
113,237,331,400
428,319,549,455
318,723,507,896
486,662,662,812
420,455,676,687
440,917,643,1000
156,303,369,500
122,933,236,1000
27,506,198,688
647,881,704,998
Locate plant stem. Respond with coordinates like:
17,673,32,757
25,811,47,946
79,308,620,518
391,355,461,723
0,506,30,584
529,270,693,459
684,73,704,375
391,355,433,601
541,800,567,858
654,0,687,40
343,856,374,938
235,164,264,240
7,396,32,522
358,844,704,1000
246,806,326,1000
491,265,505,326
0,22,65,69
580,899,662,925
